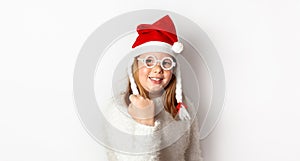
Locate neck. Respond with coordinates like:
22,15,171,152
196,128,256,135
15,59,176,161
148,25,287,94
148,91,164,99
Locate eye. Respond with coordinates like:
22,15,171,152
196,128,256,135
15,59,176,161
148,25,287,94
145,58,154,63
144,56,156,67
162,58,173,68
162,61,171,66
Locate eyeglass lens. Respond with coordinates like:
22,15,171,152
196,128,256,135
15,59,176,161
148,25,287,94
144,55,174,70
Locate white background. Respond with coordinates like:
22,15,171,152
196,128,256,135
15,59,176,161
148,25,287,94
1,0,300,161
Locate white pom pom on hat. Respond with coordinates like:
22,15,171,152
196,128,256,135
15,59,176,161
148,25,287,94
128,15,190,120
172,42,184,53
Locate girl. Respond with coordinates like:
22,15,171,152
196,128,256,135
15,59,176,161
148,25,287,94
102,15,203,161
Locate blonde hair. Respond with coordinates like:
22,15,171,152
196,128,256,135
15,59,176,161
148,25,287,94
125,58,179,118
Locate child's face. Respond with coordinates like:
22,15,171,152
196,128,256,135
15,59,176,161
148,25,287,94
137,52,174,93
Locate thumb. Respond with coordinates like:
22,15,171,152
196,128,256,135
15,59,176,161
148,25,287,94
129,94,139,103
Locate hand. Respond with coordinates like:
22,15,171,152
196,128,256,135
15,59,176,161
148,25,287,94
128,94,155,126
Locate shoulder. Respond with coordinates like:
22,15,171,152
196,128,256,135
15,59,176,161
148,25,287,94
184,96,197,114
100,97,161,135
183,96,201,132
100,98,134,134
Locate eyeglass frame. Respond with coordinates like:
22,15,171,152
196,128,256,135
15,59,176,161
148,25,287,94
136,55,176,70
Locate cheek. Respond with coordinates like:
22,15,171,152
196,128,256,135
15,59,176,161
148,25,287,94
138,68,150,82
164,71,173,83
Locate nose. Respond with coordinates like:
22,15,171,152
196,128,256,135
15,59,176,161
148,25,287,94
152,63,163,74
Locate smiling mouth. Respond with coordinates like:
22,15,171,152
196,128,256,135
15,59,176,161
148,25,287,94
149,77,163,84
149,77,163,81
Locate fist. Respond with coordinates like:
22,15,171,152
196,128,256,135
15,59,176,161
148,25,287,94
128,94,155,126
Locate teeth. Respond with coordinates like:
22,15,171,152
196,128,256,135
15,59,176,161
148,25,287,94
150,77,162,81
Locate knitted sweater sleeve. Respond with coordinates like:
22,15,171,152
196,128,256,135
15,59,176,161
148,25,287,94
184,119,204,161
101,99,161,161
184,98,204,161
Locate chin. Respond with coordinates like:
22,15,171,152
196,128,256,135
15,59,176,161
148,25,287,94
148,86,165,94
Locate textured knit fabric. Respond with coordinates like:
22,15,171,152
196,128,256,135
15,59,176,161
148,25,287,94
100,97,203,161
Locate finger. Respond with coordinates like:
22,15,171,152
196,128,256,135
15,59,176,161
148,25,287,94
128,103,154,119
129,94,146,103
129,94,137,103
127,103,133,115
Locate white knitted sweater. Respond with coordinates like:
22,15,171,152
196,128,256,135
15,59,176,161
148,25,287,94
101,97,203,161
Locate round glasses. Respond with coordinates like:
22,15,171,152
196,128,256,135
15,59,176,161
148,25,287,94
137,55,176,70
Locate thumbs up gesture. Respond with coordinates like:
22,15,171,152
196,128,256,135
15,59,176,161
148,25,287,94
128,94,155,126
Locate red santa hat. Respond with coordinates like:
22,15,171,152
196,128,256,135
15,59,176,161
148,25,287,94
127,15,190,120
